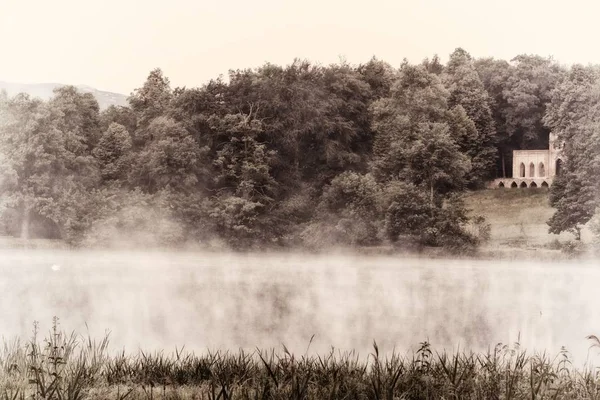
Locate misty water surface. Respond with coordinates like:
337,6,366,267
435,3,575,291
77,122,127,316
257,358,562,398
0,249,599,364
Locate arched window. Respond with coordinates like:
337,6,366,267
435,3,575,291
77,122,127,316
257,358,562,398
498,182,505,188
520,163,526,177
556,159,563,176
539,162,545,177
541,181,549,188
511,181,518,188
530,182,538,188
529,162,535,177
520,181,528,188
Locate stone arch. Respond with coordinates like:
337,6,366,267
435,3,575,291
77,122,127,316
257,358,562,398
520,181,527,188
541,181,549,188
529,162,535,177
555,159,563,176
520,162,526,177
498,182,505,188
530,181,538,188
539,162,545,177
511,181,518,188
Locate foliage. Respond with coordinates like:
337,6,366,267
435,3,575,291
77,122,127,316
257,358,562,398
93,123,132,183
205,195,266,249
443,48,497,186
0,93,100,240
370,63,451,181
474,56,566,178
128,117,207,193
503,55,566,149
544,67,600,239
1,50,583,251
381,181,477,250
589,208,600,251
304,172,382,247
80,188,186,248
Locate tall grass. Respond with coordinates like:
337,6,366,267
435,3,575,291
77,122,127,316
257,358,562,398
2,320,600,399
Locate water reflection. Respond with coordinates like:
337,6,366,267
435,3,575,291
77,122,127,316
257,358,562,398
0,250,598,364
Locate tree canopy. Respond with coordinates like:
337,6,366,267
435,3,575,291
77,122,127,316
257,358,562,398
0,49,588,250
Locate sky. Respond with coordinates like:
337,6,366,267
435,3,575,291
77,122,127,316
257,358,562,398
0,0,598,95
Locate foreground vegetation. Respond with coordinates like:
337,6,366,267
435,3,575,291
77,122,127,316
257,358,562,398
3,319,600,399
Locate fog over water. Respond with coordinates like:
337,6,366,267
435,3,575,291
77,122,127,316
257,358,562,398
1,249,599,364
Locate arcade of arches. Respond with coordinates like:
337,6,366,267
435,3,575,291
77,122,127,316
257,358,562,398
489,133,563,189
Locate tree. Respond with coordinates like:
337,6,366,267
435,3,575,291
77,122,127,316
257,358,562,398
547,171,595,240
224,62,323,190
224,60,374,191
169,78,229,140
443,48,497,185
309,172,382,246
357,57,397,99
475,56,566,177
80,188,185,248
381,180,476,249
49,85,102,151
502,55,566,149
129,117,207,193
422,54,444,75
446,106,479,163
543,64,600,142
93,123,133,182
100,105,137,134
370,63,451,181
404,122,471,204
209,113,278,203
128,68,173,143
382,181,433,242
474,57,512,177
544,67,600,239
370,62,471,192
309,62,373,182
369,63,475,250
206,195,265,248
0,93,100,239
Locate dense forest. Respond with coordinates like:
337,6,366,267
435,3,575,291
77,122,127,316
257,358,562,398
0,48,598,250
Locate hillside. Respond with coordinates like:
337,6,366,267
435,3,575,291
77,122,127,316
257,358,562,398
464,188,592,252
0,81,127,110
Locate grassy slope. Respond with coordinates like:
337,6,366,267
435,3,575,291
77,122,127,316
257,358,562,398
463,188,591,252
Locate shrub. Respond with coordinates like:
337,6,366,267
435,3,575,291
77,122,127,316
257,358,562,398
468,215,491,243
382,182,478,250
80,188,185,248
305,172,382,247
206,195,266,249
560,240,586,257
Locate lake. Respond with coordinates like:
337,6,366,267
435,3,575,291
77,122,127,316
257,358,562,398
0,249,598,364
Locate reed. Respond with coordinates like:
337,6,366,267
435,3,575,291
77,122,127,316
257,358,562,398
1,319,600,399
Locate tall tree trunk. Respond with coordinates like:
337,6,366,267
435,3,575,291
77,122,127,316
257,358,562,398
21,205,30,240
501,151,506,178
429,179,434,208
294,144,300,181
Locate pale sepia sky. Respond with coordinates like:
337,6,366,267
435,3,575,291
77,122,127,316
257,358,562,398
0,0,597,95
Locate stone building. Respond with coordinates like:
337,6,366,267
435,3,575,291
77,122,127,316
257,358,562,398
490,133,564,188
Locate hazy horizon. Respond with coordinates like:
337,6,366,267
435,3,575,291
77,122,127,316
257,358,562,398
2,0,600,94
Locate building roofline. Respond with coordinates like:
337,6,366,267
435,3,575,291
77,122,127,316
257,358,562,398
512,149,550,154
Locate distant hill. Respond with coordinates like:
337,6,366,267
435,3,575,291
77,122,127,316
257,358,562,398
0,81,128,110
